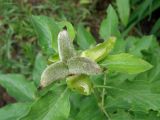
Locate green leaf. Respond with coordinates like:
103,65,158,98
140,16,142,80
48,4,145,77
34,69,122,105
21,86,70,120
148,53,160,82
0,103,31,120
110,110,133,120
58,30,77,62
126,35,154,57
81,37,116,62
67,57,102,75
66,75,93,95
40,61,69,87
122,0,160,37
58,21,75,41
99,5,120,40
105,79,160,113
0,74,37,102
80,0,91,4
75,96,105,120
116,0,130,26
137,0,152,21
134,111,160,120
77,24,96,50
110,110,160,120
32,53,47,87
100,53,153,74
112,38,126,54
31,15,60,54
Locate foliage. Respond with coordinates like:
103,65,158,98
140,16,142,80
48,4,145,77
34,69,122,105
0,0,160,120
0,74,37,102
99,5,120,40
21,85,70,120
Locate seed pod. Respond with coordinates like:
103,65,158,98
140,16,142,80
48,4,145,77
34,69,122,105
58,30,76,62
40,61,69,87
81,37,116,62
67,57,102,75
66,75,93,95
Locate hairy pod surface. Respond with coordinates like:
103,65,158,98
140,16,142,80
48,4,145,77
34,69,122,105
67,57,102,75
58,30,76,62
40,61,69,87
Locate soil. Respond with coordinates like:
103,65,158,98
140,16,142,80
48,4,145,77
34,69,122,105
0,86,16,108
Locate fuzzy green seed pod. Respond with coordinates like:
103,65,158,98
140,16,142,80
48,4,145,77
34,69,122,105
40,61,69,87
58,30,76,62
67,57,102,75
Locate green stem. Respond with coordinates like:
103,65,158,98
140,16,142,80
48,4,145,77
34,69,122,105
101,74,106,107
100,73,111,120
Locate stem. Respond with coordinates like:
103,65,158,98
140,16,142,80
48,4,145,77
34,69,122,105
102,107,111,120
100,73,111,120
101,74,106,107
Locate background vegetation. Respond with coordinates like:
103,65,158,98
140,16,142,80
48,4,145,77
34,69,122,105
0,0,160,119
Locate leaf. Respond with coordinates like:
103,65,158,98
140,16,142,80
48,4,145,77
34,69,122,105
100,53,153,74
126,35,154,57
99,5,120,40
81,37,116,62
112,38,126,54
77,24,96,50
0,103,31,120
137,0,152,21
110,110,160,120
58,30,77,62
110,110,133,120
66,75,93,95
40,61,69,87
122,0,160,37
134,111,160,120
0,74,37,102
105,79,160,113
116,0,130,26
21,86,70,120
148,52,160,82
67,57,102,75
32,53,47,87
80,0,91,4
58,21,76,41
74,96,105,120
31,15,60,54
